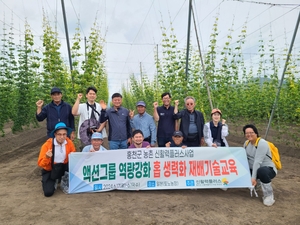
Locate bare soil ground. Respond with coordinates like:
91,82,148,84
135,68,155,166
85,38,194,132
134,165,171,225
0,123,299,225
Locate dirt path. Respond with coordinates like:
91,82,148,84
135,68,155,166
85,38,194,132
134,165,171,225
0,126,299,225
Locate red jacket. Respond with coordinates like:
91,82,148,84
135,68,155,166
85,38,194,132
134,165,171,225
37,137,76,171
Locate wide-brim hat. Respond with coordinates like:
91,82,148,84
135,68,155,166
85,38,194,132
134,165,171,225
50,122,72,138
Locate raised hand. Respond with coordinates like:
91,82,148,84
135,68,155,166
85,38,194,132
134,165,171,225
36,100,44,108
165,141,171,147
174,100,179,106
153,102,158,108
99,100,107,110
129,110,134,119
46,149,53,158
77,93,83,100
222,119,226,125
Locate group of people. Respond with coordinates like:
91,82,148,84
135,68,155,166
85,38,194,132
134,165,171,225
35,87,277,207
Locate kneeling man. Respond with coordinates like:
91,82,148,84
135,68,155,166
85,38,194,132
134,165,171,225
82,132,107,152
37,122,76,197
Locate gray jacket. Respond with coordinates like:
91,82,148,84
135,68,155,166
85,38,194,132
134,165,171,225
244,138,277,179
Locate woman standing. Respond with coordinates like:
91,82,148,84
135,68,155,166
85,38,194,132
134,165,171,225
243,124,277,206
203,108,229,147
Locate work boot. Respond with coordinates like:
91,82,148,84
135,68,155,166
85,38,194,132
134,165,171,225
261,182,275,206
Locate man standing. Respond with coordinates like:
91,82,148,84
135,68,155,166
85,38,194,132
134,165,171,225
173,96,205,147
37,122,76,197
82,132,107,152
153,92,177,147
36,87,75,140
100,93,131,150
129,101,156,147
72,86,107,148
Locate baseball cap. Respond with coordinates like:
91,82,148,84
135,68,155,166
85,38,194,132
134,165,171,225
173,131,183,137
50,87,62,95
136,101,146,107
211,108,222,116
91,132,103,140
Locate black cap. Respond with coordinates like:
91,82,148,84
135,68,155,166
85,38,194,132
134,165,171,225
51,87,62,95
173,131,183,137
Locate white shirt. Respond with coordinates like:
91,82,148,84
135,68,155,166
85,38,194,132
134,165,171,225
53,138,67,163
77,102,107,139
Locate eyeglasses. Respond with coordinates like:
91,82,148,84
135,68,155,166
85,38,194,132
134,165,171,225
186,103,194,106
245,132,255,135
56,133,67,136
162,97,170,100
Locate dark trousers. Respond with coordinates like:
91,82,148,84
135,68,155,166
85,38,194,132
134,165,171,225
250,166,276,183
41,169,56,197
157,137,172,147
183,133,200,147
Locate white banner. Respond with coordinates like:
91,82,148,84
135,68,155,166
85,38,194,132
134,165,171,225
68,147,252,194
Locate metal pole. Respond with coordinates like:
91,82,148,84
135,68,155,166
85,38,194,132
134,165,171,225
61,0,74,96
61,0,73,72
156,44,159,101
185,0,192,80
191,4,213,110
265,11,300,139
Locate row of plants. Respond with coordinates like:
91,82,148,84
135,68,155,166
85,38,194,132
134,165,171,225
0,14,108,135
121,18,300,145
0,12,299,147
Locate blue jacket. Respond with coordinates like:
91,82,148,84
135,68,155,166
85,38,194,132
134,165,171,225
100,107,131,141
36,101,75,137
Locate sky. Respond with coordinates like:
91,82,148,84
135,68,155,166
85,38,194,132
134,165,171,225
0,0,299,97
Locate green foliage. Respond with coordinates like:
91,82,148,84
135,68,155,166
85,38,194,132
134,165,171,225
122,73,157,114
12,22,40,132
0,13,108,136
0,20,18,135
80,23,108,102
121,14,300,146
41,15,71,102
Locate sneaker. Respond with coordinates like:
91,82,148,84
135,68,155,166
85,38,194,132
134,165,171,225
263,195,275,206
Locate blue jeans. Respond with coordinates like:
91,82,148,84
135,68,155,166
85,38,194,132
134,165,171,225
109,140,127,150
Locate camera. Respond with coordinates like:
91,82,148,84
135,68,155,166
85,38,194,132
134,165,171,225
87,126,97,136
90,126,97,132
